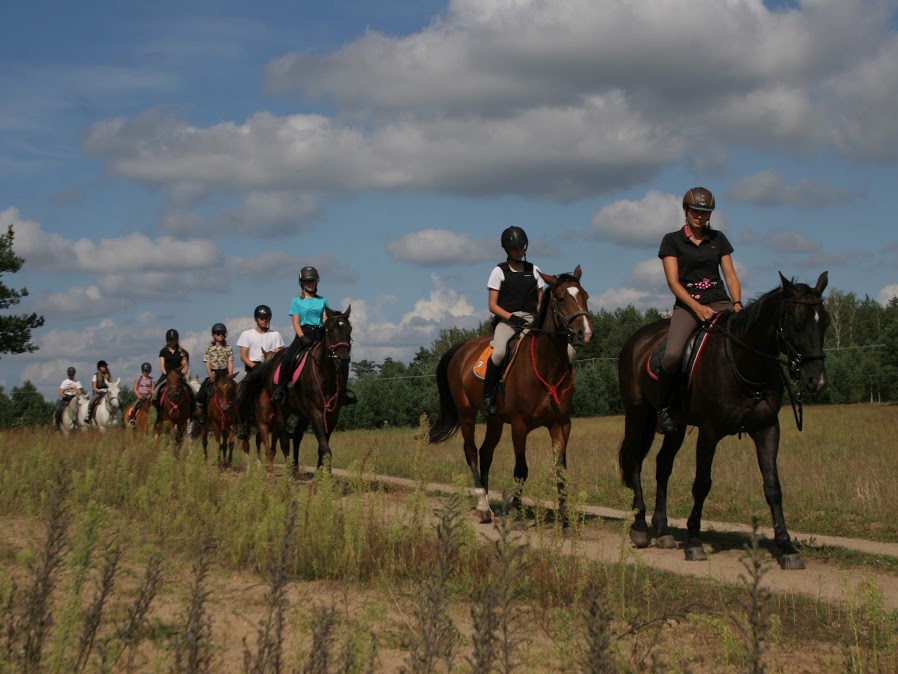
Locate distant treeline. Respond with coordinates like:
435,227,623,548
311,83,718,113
2,289,896,429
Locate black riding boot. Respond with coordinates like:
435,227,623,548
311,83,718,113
656,368,679,435
481,360,501,416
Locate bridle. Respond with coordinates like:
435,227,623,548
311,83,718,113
309,313,352,433
544,278,589,345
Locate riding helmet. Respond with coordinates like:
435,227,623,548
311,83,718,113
166,328,179,343
299,266,320,284
254,305,272,319
500,226,528,250
211,322,228,335
97,360,108,369
141,362,152,373
682,187,716,212
67,366,76,377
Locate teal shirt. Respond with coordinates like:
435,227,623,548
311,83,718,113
289,295,329,326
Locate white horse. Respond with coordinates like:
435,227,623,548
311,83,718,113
57,394,89,434
90,378,123,430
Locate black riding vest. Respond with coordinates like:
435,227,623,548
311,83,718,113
496,261,539,315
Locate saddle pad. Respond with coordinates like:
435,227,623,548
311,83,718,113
646,313,722,389
473,346,493,381
274,352,310,386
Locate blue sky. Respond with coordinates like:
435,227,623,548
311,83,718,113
3,0,898,398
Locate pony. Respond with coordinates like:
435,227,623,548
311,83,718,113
200,370,240,466
57,394,89,434
125,396,152,434
243,308,353,472
89,378,123,430
617,272,829,569
429,267,592,528
155,369,192,446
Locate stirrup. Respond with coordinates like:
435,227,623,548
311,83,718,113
481,395,497,416
657,407,678,435
271,386,286,404
343,389,358,406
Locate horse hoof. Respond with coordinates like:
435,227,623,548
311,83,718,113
629,528,651,549
779,553,805,570
656,535,677,550
684,546,707,561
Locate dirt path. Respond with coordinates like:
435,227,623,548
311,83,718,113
317,466,898,610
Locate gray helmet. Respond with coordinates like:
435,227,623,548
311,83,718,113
141,362,152,373
67,366,76,377
211,322,227,335
500,226,528,249
254,305,272,319
299,266,320,284
165,328,179,343
683,187,716,212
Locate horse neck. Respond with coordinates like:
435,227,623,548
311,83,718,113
739,291,784,352
536,295,571,353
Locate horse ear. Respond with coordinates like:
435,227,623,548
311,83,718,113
573,265,582,280
539,271,557,286
815,271,829,294
344,304,351,318
114,378,120,386
779,272,793,289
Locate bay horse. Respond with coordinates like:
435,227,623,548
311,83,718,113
617,272,829,569
429,267,592,527
125,396,151,434
243,308,353,472
89,378,123,430
201,370,240,466
155,369,192,446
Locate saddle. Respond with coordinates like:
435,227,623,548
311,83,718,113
473,331,527,382
646,314,722,390
87,391,106,422
273,350,311,386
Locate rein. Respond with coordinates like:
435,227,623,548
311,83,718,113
527,282,579,405
709,296,825,432
307,318,351,434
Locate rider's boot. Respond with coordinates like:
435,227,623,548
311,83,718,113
194,402,206,426
271,382,288,404
481,360,501,416
656,368,679,435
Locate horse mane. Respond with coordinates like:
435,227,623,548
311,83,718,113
727,287,783,339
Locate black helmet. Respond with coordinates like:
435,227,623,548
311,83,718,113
67,366,76,377
683,187,716,212
299,266,320,284
166,328,179,342
141,362,152,373
254,304,272,319
211,322,227,335
97,360,108,369
500,226,528,249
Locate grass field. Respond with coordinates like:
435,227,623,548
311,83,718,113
0,404,895,672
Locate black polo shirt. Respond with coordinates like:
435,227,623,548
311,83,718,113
159,346,189,374
658,227,734,306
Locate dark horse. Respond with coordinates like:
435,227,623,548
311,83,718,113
618,272,829,569
201,370,240,466
242,308,353,472
156,369,192,446
429,267,592,527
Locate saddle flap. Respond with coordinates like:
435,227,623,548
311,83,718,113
646,314,722,389
473,346,493,381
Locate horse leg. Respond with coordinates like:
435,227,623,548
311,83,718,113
468,417,501,523
652,426,687,549
508,419,530,523
619,405,656,548
292,424,305,474
309,415,332,472
548,422,572,532
750,422,804,570
684,429,719,561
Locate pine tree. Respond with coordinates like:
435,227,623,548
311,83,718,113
0,225,44,357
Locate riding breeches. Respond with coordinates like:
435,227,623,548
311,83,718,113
490,311,577,366
661,300,733,374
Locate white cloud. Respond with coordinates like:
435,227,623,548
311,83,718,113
386,228,494,264
228,252,359,284
591,287,668,312
626,257,666,289
591,191,680,247
767,231,821,254
876,284,898,306
3,207,222,273
163,191,321,238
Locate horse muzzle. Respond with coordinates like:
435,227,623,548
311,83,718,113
800,361,828,394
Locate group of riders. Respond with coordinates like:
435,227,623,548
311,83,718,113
54,265,353,436
55,186,740,437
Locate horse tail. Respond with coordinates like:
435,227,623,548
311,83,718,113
428,341,466,444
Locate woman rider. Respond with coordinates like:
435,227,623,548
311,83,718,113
656,187,744,434
194,323,234,426
129,362,154,426
153,328,194,426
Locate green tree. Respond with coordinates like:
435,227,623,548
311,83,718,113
0,225,45,357
7,381,54,427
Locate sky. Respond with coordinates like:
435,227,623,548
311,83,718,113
2,0,898,399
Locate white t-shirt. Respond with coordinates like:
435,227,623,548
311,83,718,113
60,379,83,396
236,329,285,363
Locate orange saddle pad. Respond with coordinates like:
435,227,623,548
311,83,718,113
473,346,493,381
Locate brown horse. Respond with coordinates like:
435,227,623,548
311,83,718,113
242,308,353,472
617,272,829,569
125,397,151,434
201,370,240,466
429,267,592,527
155,369,191,446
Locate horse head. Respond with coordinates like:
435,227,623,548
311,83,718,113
778,271,829,394
539,265,592,346
166,369,184,398
324,306,352,363
212,369,238,412
105,378,122,412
